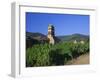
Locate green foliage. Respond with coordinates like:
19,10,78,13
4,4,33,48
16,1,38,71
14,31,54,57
26,42,89,67
26,43,51,67
58,34,89,42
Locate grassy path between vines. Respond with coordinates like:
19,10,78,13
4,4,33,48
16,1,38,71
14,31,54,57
66,53,90,65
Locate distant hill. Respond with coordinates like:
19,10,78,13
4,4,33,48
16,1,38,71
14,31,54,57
26,32,89,48
26,32,48,48
57,33,89,42
26,32,47,40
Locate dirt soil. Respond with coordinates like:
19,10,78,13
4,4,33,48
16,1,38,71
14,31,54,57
66,53,90,65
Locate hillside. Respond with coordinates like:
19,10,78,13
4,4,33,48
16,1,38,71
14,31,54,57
26,32,47,40
57,33,89,42
26,32,89,48
26,32,48,48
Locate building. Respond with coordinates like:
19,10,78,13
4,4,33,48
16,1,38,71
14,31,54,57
80,40,85,44
73,40,77,44
47,24,55,45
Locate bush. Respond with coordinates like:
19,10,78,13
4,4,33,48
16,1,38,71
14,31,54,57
26,43,51,67
26,42,89,67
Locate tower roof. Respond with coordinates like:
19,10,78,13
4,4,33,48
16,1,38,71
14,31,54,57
48,24,54,29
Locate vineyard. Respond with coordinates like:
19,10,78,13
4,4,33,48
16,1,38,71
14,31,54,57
26,42,89,67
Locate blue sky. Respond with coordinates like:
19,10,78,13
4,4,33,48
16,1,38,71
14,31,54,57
26,12,89,36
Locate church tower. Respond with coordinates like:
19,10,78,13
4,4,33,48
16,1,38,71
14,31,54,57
47,24,55,45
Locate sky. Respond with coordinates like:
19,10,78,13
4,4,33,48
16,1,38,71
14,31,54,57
26,12,89,36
